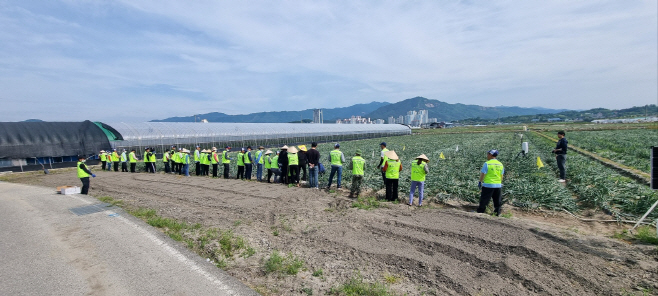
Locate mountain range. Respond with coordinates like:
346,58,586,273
152,97,567,123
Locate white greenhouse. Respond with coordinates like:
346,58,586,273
104,122,411,154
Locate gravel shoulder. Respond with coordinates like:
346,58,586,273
3,168,657,295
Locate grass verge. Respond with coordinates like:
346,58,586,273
264,250,305,276
329,272,393,296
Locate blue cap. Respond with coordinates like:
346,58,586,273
334,143,340,148
225,145,230,149
380,142,386,146
487,149,499,157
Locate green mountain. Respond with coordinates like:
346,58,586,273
152,101,389,123
460,104,658,124
366,97,566,122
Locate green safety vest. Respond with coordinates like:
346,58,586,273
143,152,151,163
352,156,365,176
381,148,389,164
182,154,189,164
211,152,218,164
237,152,245,166
482,159,504,185
77,161,91,178
288,153,299,165
200,153,207,165
411,161,427,182
264,156,271,169
257,151,264,164
129,152,137,163
385,160,401,179
121,152,127,162
162,152,169,162
149,153,156,163
176,152,184,163
100,153,106,161
330,150,342,166
111,152,119,162
244,151,252,164
222,151,230,164
271,156,279,169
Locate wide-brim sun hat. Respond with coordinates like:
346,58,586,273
100,150,105,153
258,146,265,149
298,145,307,151
288,146,299,153
265,150,273,155
384,150,399,160
281,145,289,150
355,149,362,155
415,154,430,162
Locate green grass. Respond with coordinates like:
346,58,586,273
329,273,392,296
264,250,305,275
312,269,324,277
97,196,125,207
635,226,658,245
500,212,513,218
383,273,401,284
352,196,382,210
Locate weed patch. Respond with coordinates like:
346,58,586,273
329,272,392,296
264,250,305,276
352,196,382,210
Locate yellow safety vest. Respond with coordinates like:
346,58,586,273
77,161,91,178
411,161,426,182
385,160,401,179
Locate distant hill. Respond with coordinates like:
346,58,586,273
152,101,389,123
366,97,567,122
22,119,44,122
460,104,658,124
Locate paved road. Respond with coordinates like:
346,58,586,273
0,181,258,296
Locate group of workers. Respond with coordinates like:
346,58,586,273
79,140,510,214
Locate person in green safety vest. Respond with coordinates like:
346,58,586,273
77,155,95,195
255,146,265,181
129,149,137,173
409,154,430,206
348,149,366,198
199,149,208,176
106,150,113,171
181,148,190,176
270,151,281,183
120,149,128,172
99,150,107,170
169,146,177,174
163,149,171,173
236,148,246,179
264,150,273,183
111,149,120,172
326,143,345,189
222,146,232,179
376,142,389,185
477,149,505,216
211,147,220,178
244,146,254,180
287,146,300,186
383,150,402,202
144,148,155,173
176,148,184,175
194,146,201,176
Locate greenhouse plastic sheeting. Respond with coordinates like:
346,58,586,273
0,120,111,159
106,122,410,152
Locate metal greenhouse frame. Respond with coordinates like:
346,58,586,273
106,122,411,155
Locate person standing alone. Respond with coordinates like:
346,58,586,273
77,155,96,195
552,131,568,182
477,149,504,216
349,149,365,198
409,154,430,206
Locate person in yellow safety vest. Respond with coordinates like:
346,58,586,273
120,149,128,172
201,149,210,176
287,146,300,186
194,146,202,176
477,149,505,216
383,150,401,202
149,148,157,173
109,149,119,172
169,146,177,174
409,154,430,206
264,150,273,183
270,151,281,183
236,148,246,179
181,149,190,176
129,149,138,173
326,143,345,189
211,147,220,178
99,150,107,170
163,149,171,173
244,146,254,180
176,148,184,175
376,142,389,185
222,146,232,179
77,155,96,195
143,148,152,173
348,149,366,198
255,146,265,181
105,149,114,172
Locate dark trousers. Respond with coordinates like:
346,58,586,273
289,165,299,184
144,162,150,172
170,160,176,173
299,164,307,181
280,165,288,184
80,177,90,195
203,164,210,176
196,162,201,176
267,169,273,183
381,171,387,185
237,166,245,179
223,163,230,179
114,162,119,172
146,162,155,173
212,164,218,177
556,154,566,180
121,162,128,172
245,164,253,180
350,175,363,197
179,163,183,175
477,187,502,216
130,163,136,173
164,162,170,173
101,161,106,170
385,178,399,201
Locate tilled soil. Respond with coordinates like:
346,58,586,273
4,169,658,295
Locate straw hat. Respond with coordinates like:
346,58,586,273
258,146,264,149
281,145,289,150
182,149,190,153
415,154,430,162
265,150,273,155
200,149,208,153
288,146,299,153
298,145,307,152
100,150,105,153
384,150,399,160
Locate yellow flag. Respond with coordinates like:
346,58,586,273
537,156,544,169
439,152,445,159
403,145,406,151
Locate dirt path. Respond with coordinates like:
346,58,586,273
4,169,657,295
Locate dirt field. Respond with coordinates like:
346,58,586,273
3,168,658,295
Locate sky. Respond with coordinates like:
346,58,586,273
0,1,656,122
